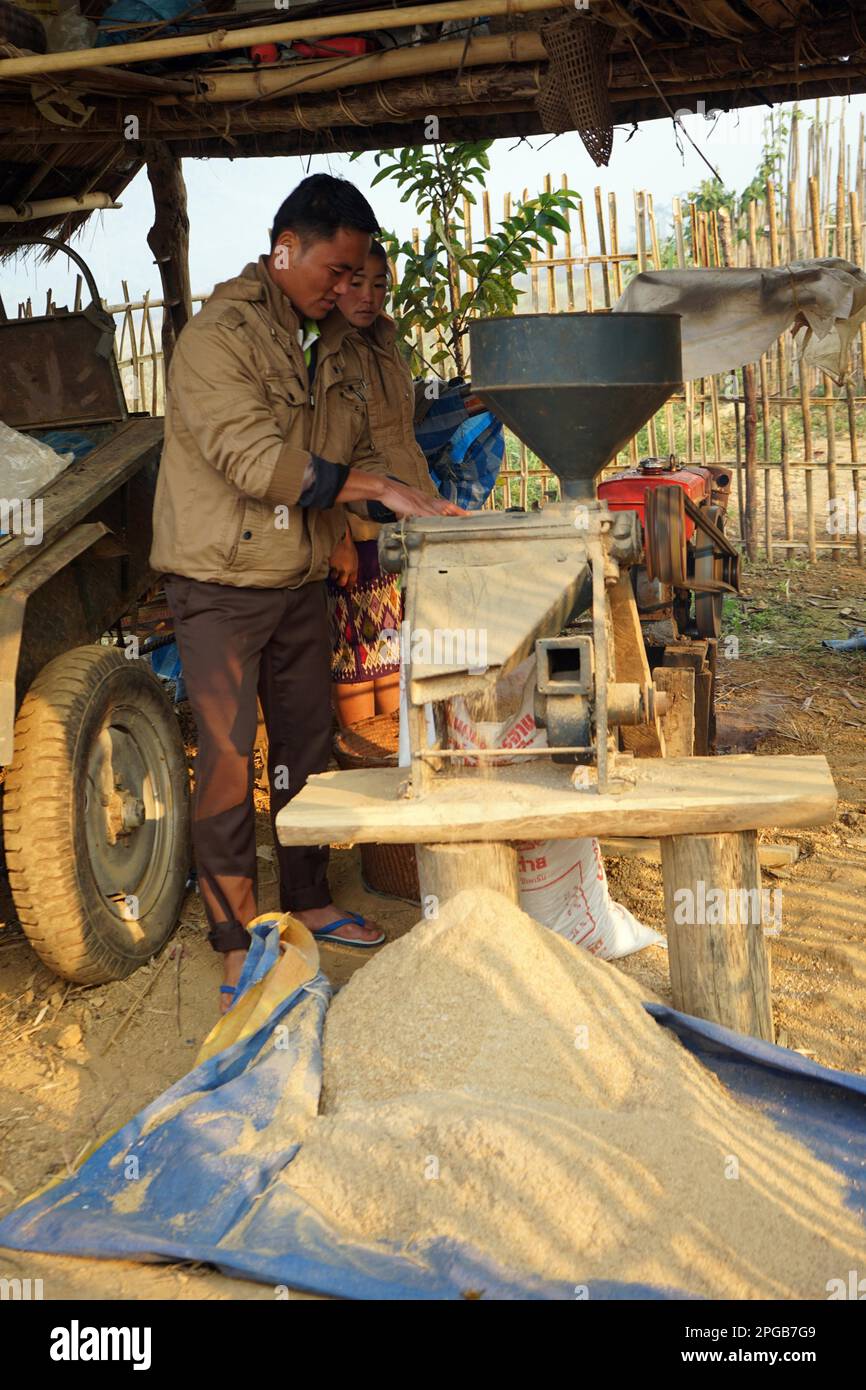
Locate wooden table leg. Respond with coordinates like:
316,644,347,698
654,667,695,757
660,830,774,1041
416,841,520,915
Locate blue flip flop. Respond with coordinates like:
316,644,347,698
219,984,239,1007
311,911,385,949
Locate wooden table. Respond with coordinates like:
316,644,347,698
276,754,837,1042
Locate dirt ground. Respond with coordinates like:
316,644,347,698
0,555,864,1299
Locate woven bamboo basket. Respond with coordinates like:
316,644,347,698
333,713,420,903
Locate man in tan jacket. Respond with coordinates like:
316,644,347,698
151,175,459,1008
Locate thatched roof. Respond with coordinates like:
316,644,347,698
0,0,863,257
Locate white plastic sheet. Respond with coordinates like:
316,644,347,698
614,259,866,384
0,421,73,500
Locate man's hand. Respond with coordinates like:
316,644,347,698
335,469,467,520
329,527,358,587
375,477,466,519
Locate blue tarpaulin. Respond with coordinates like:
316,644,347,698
414,380,505,510
1,921,864,1300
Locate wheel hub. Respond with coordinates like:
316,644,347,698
105,783,146,843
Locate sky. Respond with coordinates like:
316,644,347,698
2,95,862,314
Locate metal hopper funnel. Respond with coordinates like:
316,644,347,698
469,312,682,500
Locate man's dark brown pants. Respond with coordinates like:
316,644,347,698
164,574,332,953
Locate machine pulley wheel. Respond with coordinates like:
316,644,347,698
645,484,687,587
694,504,727,639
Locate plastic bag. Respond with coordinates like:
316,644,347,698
446,658,663,959
43,0,97,51
0,421,73,499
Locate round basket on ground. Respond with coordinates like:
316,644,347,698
333,713,419,903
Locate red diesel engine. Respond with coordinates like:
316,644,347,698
598,455,739,641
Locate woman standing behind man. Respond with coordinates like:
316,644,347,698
327,241,439,727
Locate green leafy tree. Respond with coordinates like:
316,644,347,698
679,111,793,258
354,141,578,377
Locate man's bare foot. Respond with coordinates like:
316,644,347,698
293,904,384,946
220,948,248,1014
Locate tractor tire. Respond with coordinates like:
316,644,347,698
3,644,190,983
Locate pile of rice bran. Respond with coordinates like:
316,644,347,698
281,889,863,1297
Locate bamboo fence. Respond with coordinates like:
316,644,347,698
14,99,866,566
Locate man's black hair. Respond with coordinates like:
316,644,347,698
270,174,379,250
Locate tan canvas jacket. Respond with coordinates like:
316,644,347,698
150,257,382,588
345,314,438,542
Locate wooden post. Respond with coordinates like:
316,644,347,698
655,666,695,757
660,830,774,1041
416,841,520,909
145,140,191,370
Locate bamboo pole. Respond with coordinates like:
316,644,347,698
767,175,793,540
793,175,814,488
594,186,610,309
850,190,866,391
527,186,540,313
845,378,864,565
710,208,722,267
858,113,865,234
672,196,692,463
545,180,558,313
672,195,687,267
808,172,839,559
563,175,576,311
697,210,710,268
647,192,661,267
763,467,773,561
0,192,121,221
121,278,142,412
608,190,637,466
634,191,657,455
138,289,151,414
608,192,623,298
759,354,771,467
647,193,676,454
805,468,817,562
837,114,847,259
0,0,567,79
463,194,475,304
195,31,548,101
822,105,834,251
787,108,799,255
411,226,427,367
635,190,647,273
742,200,760,560
789,178,802,264
742,364,758,561
577,196,593,315
718,207,743,534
